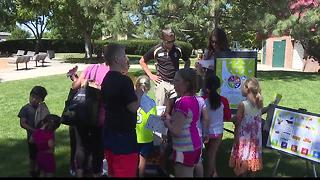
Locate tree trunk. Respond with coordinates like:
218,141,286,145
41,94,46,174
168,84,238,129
35,38,41,54
84,32,92,59
212,9,220,29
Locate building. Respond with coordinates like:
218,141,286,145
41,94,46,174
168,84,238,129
0,32,11,42
261,36,305,71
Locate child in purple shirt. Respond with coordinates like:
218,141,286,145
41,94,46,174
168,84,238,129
31,114,61,177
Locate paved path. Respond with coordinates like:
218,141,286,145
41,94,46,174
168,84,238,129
0,57,297,83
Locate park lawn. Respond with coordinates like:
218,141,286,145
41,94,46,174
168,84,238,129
0,69,319,177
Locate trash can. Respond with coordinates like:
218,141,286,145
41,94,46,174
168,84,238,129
47,50,55,59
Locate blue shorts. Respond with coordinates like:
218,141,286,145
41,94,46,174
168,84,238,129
137,142,154,158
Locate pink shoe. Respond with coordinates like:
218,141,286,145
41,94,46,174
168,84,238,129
67,65,78,78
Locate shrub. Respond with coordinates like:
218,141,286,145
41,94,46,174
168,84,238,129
94,39,193,59
0,39,193,59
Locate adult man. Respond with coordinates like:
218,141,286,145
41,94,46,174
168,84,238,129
139,27,191,106
101,44,143,177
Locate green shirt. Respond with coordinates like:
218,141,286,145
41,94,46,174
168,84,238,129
136,106,157,143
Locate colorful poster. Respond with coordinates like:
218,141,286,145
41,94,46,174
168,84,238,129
267,106,320,163
215,57,256,110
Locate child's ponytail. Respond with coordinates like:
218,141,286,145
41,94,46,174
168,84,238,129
255,92,263,109
204,70,221,110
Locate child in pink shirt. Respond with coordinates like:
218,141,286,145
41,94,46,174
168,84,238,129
163,68,208,177
31,114,61,177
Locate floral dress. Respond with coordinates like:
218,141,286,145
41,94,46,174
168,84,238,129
229,100,263,176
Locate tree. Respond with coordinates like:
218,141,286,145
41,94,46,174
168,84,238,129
7,26,31,40
0,0,16,32
50,0,105,58
14,0,57,53
125,0,230,49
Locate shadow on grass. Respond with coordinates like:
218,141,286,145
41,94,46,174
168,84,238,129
212,135,320,177
257,71,319,81
0,128,72,177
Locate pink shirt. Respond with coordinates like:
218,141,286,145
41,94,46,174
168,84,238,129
172,96,204,152
84,64,110,86
84,64,110,126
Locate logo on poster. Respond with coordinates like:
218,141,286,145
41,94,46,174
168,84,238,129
227,75,241,89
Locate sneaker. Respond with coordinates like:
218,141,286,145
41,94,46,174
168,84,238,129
69,168,76,176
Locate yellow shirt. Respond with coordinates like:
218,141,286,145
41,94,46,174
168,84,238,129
136,106,157,143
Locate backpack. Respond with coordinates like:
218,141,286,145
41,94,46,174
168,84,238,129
61,65,101,126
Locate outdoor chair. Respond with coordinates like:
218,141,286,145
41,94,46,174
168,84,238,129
14,51,37,70
13,50,25,57
15,55,32,70
34,53,48,67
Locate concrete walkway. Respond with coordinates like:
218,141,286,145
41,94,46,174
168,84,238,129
0,57,296,83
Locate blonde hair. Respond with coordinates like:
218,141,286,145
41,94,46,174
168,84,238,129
135,75,151,92
243,78,263,109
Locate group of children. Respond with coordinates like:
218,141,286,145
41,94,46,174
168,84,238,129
134,68,265,177
18,86,61,177
18,48,267,177
18,73,266,177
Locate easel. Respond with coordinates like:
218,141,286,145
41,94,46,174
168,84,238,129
272,150,318,177
271,108,319,177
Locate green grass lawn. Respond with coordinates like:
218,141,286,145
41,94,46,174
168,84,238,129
0,69,319,177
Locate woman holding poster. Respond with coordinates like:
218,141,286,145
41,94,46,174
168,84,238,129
195,28,230,76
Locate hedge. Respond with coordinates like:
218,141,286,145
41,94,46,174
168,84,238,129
0,39,193,58
0,39,84,54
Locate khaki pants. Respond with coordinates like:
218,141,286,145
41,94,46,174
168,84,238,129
154,80,177,106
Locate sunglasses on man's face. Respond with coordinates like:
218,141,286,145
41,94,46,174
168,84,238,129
163,40,175,44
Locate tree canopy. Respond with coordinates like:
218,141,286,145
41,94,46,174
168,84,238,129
2,0,319,59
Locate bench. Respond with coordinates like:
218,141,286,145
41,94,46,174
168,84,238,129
14,50,25,56
14,51,35,70
15,55,33,70
34,53,48,67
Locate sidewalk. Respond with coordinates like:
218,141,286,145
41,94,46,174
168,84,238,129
0,58,157,82
0,57,295,83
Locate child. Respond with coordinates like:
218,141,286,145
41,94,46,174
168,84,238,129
229,78,263,177
30,114,61,177
203,72,231,177
163,68,208,177
18,86,48,177
135,75,157,177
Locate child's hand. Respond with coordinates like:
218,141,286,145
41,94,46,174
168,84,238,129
203,135,209,144
135,88,144,99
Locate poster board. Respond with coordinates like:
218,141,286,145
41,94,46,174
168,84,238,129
267,106,320,163
215,51,257,114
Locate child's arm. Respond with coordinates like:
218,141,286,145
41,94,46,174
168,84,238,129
163,111,185,136
201,107,209,144
48,139,55,154
19,117,35,132
234,102,244,144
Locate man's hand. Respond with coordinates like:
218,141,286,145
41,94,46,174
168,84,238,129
149,74,162,84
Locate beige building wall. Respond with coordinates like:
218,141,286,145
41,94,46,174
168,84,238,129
265,36,294,69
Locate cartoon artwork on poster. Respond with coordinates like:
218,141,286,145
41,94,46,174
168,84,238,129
267,107,320,163
215,58,256,109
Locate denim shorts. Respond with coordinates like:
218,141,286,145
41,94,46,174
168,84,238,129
138,142,154,158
